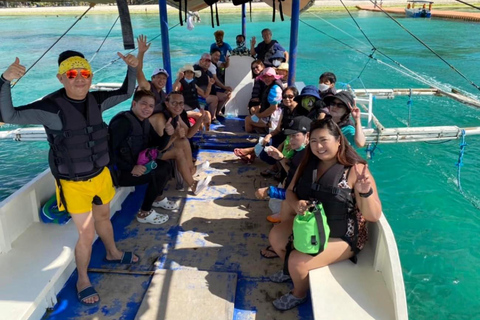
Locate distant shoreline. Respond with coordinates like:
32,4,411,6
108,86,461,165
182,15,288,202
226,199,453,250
0,0,469,16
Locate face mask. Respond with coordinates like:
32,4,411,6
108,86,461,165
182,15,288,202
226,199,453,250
295,144,306,152
318,83,330,92
272,59,282,67
301,96,316,111
236,41,245,47
184,78,194,84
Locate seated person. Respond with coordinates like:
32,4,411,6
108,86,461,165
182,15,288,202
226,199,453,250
318,71,337,99
294,85,323,116
209,48,233,118
257,116,311,226
269,50,286,68
231,34,251,56
136,35,169,113
275,62,289,88
267,116,382,310
244,68,283,133
109,90,173,225
250,28,288,68
194,53,221,125
210,30,232,62
248,60,266,115
323,91,366,148
173,64,213,131
149,91,212,195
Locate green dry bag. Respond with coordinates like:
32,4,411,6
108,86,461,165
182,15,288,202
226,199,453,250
293,202,330,254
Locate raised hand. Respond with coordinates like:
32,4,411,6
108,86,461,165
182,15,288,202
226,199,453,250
354,163,372,193
208,77,216,85
177,71,185,80
117,52,139,68
165,118,174,136
136,35,151,53
131,165,146,177
250,36,256,46
3,57,26,82
351,104,361,122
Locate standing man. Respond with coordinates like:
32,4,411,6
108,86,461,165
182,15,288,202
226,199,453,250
136,35,169,113
210,30,232,63
250,28,288,68
0,50,138,306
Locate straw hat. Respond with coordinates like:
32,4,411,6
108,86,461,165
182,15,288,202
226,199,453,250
179,64,201,78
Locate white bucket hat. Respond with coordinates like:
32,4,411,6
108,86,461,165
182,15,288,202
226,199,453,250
180,64,201,78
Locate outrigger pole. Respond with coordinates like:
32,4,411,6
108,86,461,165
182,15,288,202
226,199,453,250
288,0,300,86
242,4,247,37
159,0,173,92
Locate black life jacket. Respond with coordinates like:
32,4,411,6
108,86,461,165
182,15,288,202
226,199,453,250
260,79,284,112
109,110,151,167
294,160,355,238
148,81,166,114
180,78,200,109
44,89,109,180
194,64,216,95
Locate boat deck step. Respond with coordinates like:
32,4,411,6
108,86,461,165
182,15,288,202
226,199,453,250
135,269,237,320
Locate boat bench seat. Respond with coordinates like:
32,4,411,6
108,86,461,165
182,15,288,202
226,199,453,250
309,219,406,320
0,169,133,320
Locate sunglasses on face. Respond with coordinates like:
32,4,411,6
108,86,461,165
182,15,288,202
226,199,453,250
329,101,347,109
204,59,212,62
65,69,92,79
169,101,184,107
283,94,295,99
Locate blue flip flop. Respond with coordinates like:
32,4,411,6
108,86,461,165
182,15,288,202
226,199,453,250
104,251,139,264
77,286,100,306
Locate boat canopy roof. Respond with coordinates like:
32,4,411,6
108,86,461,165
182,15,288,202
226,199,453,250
2,0,315,16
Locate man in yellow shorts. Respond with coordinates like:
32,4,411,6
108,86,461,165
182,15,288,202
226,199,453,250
0,50,139,306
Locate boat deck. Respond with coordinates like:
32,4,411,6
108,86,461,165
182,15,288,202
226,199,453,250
41,149,317,320
356,5,480,21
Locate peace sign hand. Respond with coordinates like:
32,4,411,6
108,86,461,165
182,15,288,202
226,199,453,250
354,163,372,194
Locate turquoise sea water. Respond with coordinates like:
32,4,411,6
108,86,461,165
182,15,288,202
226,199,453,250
1,9,479,319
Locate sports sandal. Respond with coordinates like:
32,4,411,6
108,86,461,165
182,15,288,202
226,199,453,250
152,197,179,210
272,292,308,311
260,245,279,259
136,210,169,225
77,286,100,306
269,270,292,283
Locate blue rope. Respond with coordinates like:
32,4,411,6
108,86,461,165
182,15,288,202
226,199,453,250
365,142,382,159
455,129,467,192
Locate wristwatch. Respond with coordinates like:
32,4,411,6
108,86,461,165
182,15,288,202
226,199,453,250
359,188,373,198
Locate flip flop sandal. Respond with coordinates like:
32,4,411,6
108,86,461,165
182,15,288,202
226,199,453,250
260,245,279,259
104,251,140,264
266,213,281,223
152,198,179,210
77,286,100,306
136,210,169,225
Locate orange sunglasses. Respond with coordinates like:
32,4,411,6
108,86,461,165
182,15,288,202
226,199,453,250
65,69,92,79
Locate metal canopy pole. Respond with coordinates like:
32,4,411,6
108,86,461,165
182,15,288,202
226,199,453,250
241,4,247,37
159,0,172,92
288,0,300,86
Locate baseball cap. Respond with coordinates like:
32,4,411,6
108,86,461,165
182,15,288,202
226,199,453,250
283,116,312,135
152,68,169,78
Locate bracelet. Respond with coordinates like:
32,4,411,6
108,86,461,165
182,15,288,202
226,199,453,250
359,188,373,198
278,155,285,162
